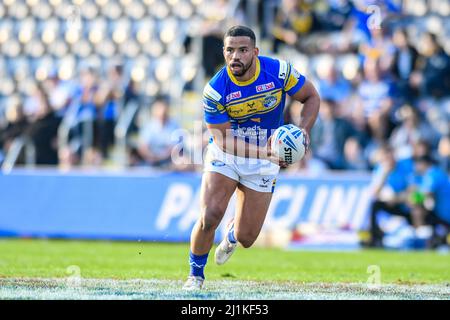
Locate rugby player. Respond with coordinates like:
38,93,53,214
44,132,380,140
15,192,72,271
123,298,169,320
183,26,320,290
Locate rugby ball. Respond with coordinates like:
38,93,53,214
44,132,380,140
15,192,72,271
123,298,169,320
270,124,307,164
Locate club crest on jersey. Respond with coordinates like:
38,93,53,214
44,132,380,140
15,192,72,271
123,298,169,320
256,82,275,93
226,91,242,103
263,94,277,108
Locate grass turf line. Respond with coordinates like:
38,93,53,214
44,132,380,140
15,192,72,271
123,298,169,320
0,239,449,284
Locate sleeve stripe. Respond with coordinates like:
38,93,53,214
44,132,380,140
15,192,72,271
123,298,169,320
284,63,292,87
204,93,220,104
286,75,306,95
204,97,226,112
203,83,222,101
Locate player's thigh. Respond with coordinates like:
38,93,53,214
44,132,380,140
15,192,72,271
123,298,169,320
200,172,238,226
234,184,273,241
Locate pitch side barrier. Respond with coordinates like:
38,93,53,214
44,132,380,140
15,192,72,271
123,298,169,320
0,169,371,241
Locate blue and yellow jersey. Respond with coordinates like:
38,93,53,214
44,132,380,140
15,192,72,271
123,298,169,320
203,56,306,144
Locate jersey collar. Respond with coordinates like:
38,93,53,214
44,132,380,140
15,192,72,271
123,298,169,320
227,57,260,86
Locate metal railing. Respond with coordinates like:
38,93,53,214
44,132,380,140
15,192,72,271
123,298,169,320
114,99,140,167
1,136,36,173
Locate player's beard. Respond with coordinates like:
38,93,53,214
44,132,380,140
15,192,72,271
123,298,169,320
230,57,254,77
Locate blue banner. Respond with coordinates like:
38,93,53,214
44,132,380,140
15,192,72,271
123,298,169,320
0,169,372,242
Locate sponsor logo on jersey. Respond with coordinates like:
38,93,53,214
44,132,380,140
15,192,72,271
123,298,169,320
256,82,275,93
226,91,242,103
263,95,277,108
226,89,282,119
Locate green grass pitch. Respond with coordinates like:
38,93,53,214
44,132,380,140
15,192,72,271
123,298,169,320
0,239,449,299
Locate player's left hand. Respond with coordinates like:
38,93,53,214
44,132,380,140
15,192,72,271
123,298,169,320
266,135,290,168
278,161,289,168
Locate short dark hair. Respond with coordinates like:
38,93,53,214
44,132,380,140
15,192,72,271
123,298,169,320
413,154,436,165
153,94,170,106
224,25,256,46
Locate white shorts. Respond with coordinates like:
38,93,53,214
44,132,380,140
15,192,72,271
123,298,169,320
203,142,280,193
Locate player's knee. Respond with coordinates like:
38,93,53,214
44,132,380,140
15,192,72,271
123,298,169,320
200,206,224,232
235,232,257,248
239,238,255,248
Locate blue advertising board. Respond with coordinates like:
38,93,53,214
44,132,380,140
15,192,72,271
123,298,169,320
0,169,372,242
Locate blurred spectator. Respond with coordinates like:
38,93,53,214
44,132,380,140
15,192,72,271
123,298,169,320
389,104,438,160
391,28,418,101
409,155,450,247
75,66,99,123
344,0,371,44
316,56,353,104
197,0,246,78
366,144,414,247
272,0,315,53
437,135,450,173
137,96,181,168
0,97,29,163
311,99,356,169
359,27,396,74
410,32,450,98
94,63,125,159
345,0,401,46
0,0,448,175
356,58,394,142
313,0,352,32
43,70,73,116
69,66,100,163
24,83,61,165
343,136,369,170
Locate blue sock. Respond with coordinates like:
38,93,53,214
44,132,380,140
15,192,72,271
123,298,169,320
189,251,209,279
227,224,237,244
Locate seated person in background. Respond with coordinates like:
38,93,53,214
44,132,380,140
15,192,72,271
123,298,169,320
94,63,125,159
367,144,414,247
272,0,315,53
316,58,352,104
410,32,450,98
437,135,450,173
356,58,394,142
311,99,356,170
409,155,450,247
343,137,369,171
25,83,61,165
389,104,438,160
137,96,181,168
0,97,29,164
